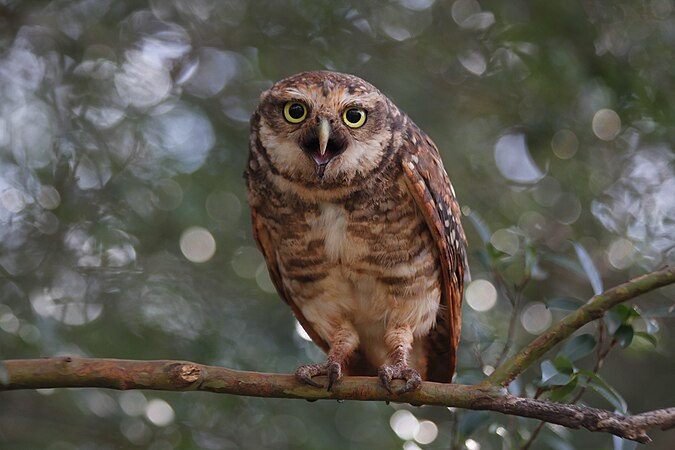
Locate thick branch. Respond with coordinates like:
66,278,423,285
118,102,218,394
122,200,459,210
487,265,675,387
2,357,674,443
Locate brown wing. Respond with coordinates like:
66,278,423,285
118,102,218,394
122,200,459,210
401,128,467,383
250,208,330,354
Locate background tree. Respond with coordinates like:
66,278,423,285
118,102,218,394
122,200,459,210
1,1,674,449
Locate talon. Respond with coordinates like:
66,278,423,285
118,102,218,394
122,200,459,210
399,368,422,394
378,365,395,394
295,364,324,388
326,361,342,391
378,364,421,395
295,361,344,390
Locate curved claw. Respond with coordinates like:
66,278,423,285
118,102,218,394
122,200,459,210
295,361,343,391
295,364,324,388
326,361,342,391
378,364,422,395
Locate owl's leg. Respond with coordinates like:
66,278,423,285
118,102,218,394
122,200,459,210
378,326,422,394
295,323,359,391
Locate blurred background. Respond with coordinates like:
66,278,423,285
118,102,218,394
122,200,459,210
1,0,674,449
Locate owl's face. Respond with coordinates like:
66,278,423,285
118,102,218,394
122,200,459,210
253,71,395,190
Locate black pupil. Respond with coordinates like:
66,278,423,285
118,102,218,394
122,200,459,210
288,104,304,119
346,109,362,123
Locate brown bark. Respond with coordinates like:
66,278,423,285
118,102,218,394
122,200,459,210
2,357,674,443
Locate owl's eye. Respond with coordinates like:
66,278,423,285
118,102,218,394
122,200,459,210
283,102,307,123
343,107,367,128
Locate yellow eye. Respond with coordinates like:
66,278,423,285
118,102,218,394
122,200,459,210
343,107,367,128
283,102,307,123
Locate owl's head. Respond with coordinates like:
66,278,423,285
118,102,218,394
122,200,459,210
252,71,398,194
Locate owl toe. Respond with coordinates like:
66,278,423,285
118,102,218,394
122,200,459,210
295,360,344,390
378,364,422,395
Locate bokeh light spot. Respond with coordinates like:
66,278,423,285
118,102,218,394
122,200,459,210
458,50,486,76
119,391,147,417
0,188,28,213
552,193,582,225
607,238,635,270
255,263,277,294
465,438,481,450
295,320,312,342
151,179,183,211
466,279,497,312
592,109,621,141
0,309,20,334
145,398,175,427
551,129,579,159
206,190,242,225
491,228,519,255
414,420,438,445
390,409,419,440
494,133,544,184
180,227,216,263
37,185,61,210
520,302,552,334
231,246,263,279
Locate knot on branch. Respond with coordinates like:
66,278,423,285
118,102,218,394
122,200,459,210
167,363,203,388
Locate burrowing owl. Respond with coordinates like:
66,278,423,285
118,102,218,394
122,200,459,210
245,71,466,393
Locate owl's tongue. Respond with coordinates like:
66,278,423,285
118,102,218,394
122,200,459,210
311,150,334,166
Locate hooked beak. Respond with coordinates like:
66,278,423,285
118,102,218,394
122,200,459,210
318,118,330,157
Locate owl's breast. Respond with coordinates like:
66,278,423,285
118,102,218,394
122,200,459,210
273,177,441,347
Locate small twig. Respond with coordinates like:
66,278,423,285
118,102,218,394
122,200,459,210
521,422,545,450
449,408,460,450
494,273,530,367
487,266,675,387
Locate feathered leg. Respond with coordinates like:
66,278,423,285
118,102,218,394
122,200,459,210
295,323,359,391
378,326,422,394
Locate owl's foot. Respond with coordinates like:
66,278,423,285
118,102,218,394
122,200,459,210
378,363,422,394
295,360,343,391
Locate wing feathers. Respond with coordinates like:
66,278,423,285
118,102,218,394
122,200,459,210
401,130,466,382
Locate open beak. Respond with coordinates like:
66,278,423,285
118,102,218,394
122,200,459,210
311,118,332,177
300,117,346,178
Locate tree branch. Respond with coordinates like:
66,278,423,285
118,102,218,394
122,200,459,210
2,267,674,444
1,357,674,443
486,265,675,387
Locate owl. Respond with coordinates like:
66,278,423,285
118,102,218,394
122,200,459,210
245,71,466,394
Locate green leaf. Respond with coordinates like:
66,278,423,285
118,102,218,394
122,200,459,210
605,309,623,335
577,370,628,413
540,360,572,387
557,333,596,362
634,331,657,347
549,376,579,403
553,355,574,374
614,324,634,348
571,241,603,295
605,304,636,335
545,297,584,311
